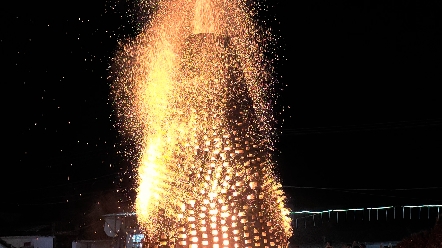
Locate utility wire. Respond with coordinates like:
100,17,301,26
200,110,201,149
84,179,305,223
282,185,442,204
282,186,442,191
279,118,441,135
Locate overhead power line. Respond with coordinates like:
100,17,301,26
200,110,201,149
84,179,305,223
280,118,441,135
282,185,442,191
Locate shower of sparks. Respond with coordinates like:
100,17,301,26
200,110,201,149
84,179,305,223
110,0,292,247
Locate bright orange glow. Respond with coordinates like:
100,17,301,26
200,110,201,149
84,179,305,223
111,0,292,247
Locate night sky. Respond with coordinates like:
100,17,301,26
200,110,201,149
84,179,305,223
2,0,441,231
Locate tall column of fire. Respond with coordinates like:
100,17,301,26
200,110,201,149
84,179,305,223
110,0,292,247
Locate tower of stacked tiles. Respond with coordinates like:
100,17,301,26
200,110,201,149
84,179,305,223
144,33,290,248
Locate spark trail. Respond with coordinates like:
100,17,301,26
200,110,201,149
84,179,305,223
111,0,292,247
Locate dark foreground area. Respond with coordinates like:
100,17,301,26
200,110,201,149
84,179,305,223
289,214,441,248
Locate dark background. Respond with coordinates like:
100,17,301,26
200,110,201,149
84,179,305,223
1,0,441,233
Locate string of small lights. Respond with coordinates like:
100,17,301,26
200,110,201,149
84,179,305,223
291,205,442,228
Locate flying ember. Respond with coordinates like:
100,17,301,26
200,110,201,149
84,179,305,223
110,0,292,247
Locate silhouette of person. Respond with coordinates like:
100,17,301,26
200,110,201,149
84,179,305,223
325,241,333,248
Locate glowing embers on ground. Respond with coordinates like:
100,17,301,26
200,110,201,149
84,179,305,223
110,0,292,247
